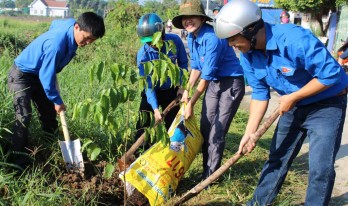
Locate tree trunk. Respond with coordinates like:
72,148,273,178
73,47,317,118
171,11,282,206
315,13,325,36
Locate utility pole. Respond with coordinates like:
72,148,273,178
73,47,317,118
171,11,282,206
206,0,209,15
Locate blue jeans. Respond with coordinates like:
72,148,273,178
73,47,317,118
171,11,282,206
248,94,347,206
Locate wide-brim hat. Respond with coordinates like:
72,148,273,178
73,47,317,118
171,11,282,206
172,0,213,29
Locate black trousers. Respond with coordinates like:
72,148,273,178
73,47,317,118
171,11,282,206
7,64,58,159
134,87,180,146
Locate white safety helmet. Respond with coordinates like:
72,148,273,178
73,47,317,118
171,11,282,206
213,0,262,39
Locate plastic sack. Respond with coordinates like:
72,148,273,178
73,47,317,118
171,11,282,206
120,105,203,205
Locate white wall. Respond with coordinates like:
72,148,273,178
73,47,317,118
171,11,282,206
48,7,68,18
29,0,47,16
29,0,68,17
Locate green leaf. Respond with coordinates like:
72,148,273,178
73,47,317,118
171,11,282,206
138,78,146,92
120,86,128,102
94,106,105,126
89,65,95,83
175,67,181,86
109,88,119,109
80,103,90,119
182,69,189,89
130,69,138,84
119,64,127,78
152,31,162,46
87,143,101,161
110,63,119,82
159,52,171,61
159,60,168,86
168,40,177,54
128,89,137,101
72,103,80,120
167,64,175,86
81,138,93,152
103,163,115,179
144,128,150,142
96,61,105,82
144,62,153,76
150,128,155,143
100,94,110,112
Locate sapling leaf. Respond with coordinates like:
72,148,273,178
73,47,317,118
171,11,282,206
81,138,93,152
103,163,115,179
87,143,101,161
130,69,137,84
144,62,153,76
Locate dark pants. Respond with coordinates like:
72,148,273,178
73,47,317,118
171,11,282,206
201,76,245,178
7,64,58,165
134,87,180,148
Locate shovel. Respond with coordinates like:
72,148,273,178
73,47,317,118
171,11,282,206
59,111,84,172
173,108,280,206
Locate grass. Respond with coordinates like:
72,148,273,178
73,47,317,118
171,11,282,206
0,17,308,205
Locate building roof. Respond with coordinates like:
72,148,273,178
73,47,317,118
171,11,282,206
43,0,68,8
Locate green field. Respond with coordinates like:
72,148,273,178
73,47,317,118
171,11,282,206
0,13,307,206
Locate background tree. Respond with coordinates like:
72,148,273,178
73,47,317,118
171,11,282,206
14,0,31,8
105,0,143,29
275,0,348,36
142,0,179,22
68,0,107,17
0,0,15,8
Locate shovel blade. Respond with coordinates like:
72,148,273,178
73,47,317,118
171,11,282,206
59,139,84,172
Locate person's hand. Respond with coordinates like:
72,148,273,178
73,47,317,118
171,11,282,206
55,104,66,114
176,87,185,99
181,90,190,103
237,134,256,155
279,94,296,116
154,109,162,123
184,102,193,120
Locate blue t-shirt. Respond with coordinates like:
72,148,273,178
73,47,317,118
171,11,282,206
15,18,78,105
240,23,348,105
137,33,188,110
187,23,243,80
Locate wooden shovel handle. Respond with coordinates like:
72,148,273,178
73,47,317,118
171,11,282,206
118,96,182,170
59,111,71,141
174,108,280,206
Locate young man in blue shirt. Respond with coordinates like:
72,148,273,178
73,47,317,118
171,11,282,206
214,0,348,205
8,12,105,168
172,0,245,180
134,13,188,147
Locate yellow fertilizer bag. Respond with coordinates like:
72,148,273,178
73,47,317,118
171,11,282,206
122,105,203,205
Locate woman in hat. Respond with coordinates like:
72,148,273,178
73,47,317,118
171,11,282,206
172,0,245,179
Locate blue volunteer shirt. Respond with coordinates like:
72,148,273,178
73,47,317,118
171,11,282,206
137,33,188,110
14,18,78,105
187,23,243,80
240,23,348,105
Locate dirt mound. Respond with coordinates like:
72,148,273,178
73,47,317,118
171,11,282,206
55,161,124,205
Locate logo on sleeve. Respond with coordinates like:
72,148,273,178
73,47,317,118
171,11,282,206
200,56,204,62
281,67,292,73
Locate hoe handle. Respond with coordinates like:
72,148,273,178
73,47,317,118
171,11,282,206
60,111,71,141
174,108,280,206
118,96,181,170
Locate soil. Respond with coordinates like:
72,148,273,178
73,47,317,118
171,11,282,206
54,161,125,205
49,160,150,206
